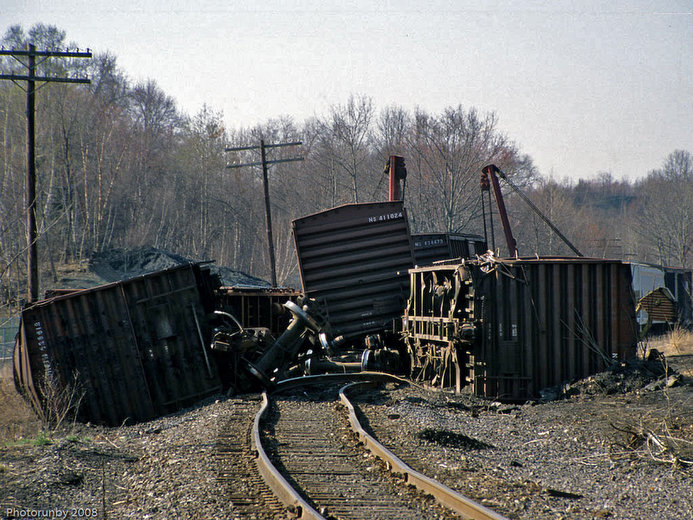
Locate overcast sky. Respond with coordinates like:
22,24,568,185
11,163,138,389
3,0,692,181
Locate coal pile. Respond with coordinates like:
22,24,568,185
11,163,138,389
540,358,678,401
90,246,270,287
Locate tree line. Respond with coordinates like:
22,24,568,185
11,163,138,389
1,24,692,306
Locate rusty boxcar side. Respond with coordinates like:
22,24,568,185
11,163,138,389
13,263,222,425
405,256,638,400
292,201,415,339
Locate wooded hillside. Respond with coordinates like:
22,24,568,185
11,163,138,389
2,24,692,306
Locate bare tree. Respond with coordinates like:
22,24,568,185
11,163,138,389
634,150,693,268
375,104,411,157
128,79,180,202
174,105,228,259
510,177,589,256
315,94,377,204
406,105,525,234
220,117,306,282
5,25,608,292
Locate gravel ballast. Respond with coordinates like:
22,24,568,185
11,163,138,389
353,358,693,519
1,357,692,520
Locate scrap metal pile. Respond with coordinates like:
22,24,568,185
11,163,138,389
11,260,407,426
18,164,685,425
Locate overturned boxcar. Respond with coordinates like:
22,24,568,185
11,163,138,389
215,286,300,336
13,263,223,426
292,201,415,340
404,255,639,400
412,232,487,267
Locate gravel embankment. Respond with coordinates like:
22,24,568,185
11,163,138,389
352,360,693,519
1,357,691,520
1,396,283,520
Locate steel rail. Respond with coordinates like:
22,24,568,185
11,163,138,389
250,372,406,519
340,381,509,520
251,372,509,520
251,391,323,520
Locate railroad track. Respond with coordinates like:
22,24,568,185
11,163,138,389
252,373,508,520
215,394,287,519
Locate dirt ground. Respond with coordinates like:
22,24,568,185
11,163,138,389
1,335,692,519
353,354,693,520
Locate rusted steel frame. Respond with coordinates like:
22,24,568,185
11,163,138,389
537,263,550,396
550,263,562,389
584,264,598,372
409,332,454,342
119,284,155,410
191,303,213,378
407,316,455,340
519,265,534,396
596,263,607,366
134,283,199,304
388,155,399,201
339,381,509,520
566,264,577,387
617,268,638,359
13,319,42,414
131,267,219,415
215,287,299,336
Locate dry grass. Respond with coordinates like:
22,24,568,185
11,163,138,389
605,327,693,470
0,360,41,445
617,325,693,468
646,326,693,358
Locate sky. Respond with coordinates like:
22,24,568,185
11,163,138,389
3,0,692,181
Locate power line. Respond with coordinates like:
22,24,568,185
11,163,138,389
226,140,303,287
0,44,92,302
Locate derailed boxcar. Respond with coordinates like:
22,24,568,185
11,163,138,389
404,255,638,400
412,232,487,267
215,286,300,336
292,201,415,340
13,263,222,425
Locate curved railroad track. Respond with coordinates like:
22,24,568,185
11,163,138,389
215,394,287,519
251,373,507,520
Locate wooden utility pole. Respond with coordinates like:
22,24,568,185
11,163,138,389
226,140,303,287
0,44,91,302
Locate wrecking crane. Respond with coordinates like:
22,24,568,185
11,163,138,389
481,164,583,258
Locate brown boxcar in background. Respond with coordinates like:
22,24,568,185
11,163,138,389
292,201,415,339
404,256,638,400
215,286,300,336
629,261,693,331
13,263,222,426
411,232,487,267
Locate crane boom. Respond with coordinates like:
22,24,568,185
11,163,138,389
482,164,518,257
481,164,583,258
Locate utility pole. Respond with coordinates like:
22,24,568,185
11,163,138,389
226,140,303,287
0,44,92,303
